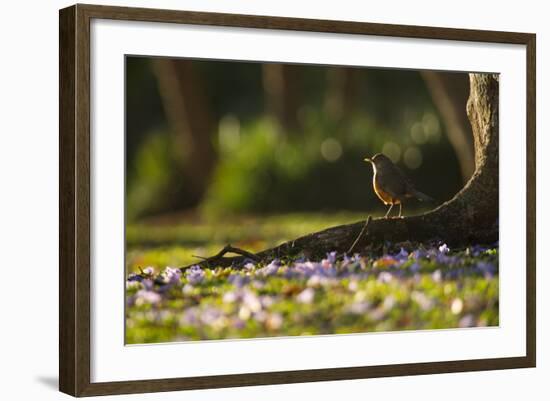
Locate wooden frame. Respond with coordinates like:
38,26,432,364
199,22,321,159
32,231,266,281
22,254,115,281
59,3,536,397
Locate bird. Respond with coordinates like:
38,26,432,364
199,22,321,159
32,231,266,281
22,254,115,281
364,153,433,218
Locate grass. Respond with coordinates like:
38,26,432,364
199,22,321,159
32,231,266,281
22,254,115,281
125,213,498,344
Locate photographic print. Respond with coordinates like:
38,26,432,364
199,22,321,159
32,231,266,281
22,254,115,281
60,5,535,395
124,57,499,344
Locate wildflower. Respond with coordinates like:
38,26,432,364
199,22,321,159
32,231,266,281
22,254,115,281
321,251,337,268
256,260,280,277
451,298,464,315
228,273,249,287
142,278,154,291
243,290,262,313
186,265,205,285
126,280,142,290
142,266,155,276
296,288,315,304
378,271,393,283
244,262,256,271
395,248,409,261
266,313,283,330
222,290,238,304
476,261,497,278
127,273,143,282
159,266,181,285
459,314,476,328
200,307,227,330
347,301,370,314
411,248,428,260
233,319,246,329
411,291,434,311
409,262,421,273
134,289,161,306
373,256,398,268
181,307,199,325
182,283,194,295
432,270,442,283
370,296,395,321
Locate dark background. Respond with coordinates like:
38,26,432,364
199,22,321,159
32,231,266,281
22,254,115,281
126,56,474,222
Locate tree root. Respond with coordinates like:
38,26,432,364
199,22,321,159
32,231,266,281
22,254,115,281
178,74,500,273
347,216,372,254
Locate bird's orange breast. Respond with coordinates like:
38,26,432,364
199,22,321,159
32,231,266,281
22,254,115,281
373,176,400,205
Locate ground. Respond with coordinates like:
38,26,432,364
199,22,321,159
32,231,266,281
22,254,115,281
125,213,499,344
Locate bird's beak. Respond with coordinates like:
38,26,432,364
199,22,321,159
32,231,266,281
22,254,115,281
364,158,373,164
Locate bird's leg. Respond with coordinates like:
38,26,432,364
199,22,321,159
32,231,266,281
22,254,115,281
384,204,394,218
398,203,402,218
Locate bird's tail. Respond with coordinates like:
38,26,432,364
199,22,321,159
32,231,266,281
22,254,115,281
411,189,434,202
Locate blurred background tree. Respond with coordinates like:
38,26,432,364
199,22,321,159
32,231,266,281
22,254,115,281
125,56,473,223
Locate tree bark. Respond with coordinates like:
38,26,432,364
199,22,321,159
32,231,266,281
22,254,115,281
182,73,499,270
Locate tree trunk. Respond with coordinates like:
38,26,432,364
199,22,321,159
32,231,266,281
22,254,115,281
262,63,301,135
421,71,475,183
324,67,359,122
152,59,216,203
182,73,499,270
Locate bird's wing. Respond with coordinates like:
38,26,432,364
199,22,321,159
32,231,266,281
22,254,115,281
379,164,409,199
392,164,433,201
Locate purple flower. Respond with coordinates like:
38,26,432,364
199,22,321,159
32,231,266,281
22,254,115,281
186,265,206,285
256,260,280,277
127,273,143,282
244,262,256,271
409,262,421,273
228,274,249,287
292,260,336,279
411,248,428,260
459,314,476,328
430,246,457,265
181,307,200,325
142,278,154,291
242,291,262,312
476,261,497,278
159,266,182,285
233,319,246,329
134,289,161,306
142,266,155,276
395,248,409,261
468,244,488,256
323,251,337,267
200,307,225,326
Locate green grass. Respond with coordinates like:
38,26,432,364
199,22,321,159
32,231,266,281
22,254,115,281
125,213,498,344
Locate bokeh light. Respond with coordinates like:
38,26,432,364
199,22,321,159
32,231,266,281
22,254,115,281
403,146,423,169
320,138,343,162
382,141,402,163
410,121,428,144
218,114,241,152
423,112,441,143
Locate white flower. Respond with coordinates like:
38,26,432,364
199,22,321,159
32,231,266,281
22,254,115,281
296,288,315,304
